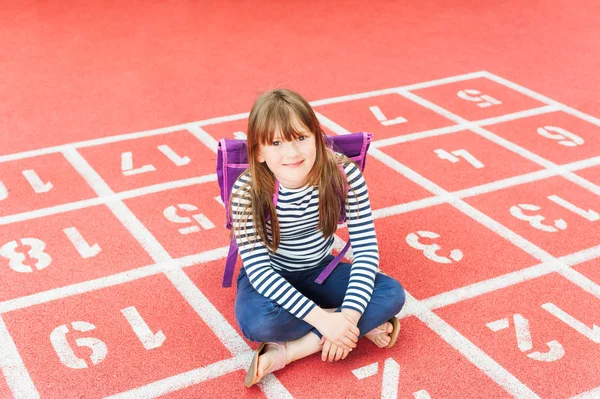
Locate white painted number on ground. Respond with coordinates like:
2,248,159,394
510,195,598,232
121,151,156,176
406,231,463,264
0,171,55,201
122,145,192,176
0,180,7,201
434,149,484,169
157,145,191,166
0,238,52,272
457,89,502,108
214,196,224,207
510,204,566,232
121,306,166,350
22,169,53,193
51,306,165,369
537,126,584,147
163,204,215,234
233,131,247,140
50,322,108,369
353,359,431,399
369,106,408,126
63,227,101,259
486,314,564,362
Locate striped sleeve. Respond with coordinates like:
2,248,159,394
339,162,380,315
231,173,317,319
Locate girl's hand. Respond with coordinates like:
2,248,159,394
341,308,362,325
319,337,350,362
319,312,359,351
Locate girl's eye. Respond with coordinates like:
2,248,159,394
272,141,280,146
297,136,305,141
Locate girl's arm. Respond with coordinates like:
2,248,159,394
339,162,380,317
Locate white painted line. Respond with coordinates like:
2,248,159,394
475,105,559,127
104,354,249,399
371,124,465,148
481,71,600,128
399,90,600,201
118,174,218,200
0,246,230,314
0,174,218,226
0,316,39,399
164,269,249,355
371,195,448,220
62,149,260,388
0,196,106,225
371,105,557,149
0,72,486,163
570,386,600,399
408,293,541,399
318,111,554,263
186,126,219,154
419,261,558,311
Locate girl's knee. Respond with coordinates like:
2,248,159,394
235,300,282,342
378,276,406,315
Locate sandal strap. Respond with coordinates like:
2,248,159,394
263,342,287,374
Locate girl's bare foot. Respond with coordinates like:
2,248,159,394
365,321,393,348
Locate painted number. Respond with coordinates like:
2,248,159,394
434,149,484,169
50,322,108,369
1,227,101,272
63,227,101,259
233,131,247,140
510,195,599,232
163,204,215,234
406,231,463,264
0,180,7,201
50,306,165,369
487,314,564,362
121,306,166,350
369,106,408,126
537,126,584,147
121,145,191,176
457,89,501,108
0,171,54,201
353,358,431,399
0,238,52,273
22,170,53,193
121,151,156,176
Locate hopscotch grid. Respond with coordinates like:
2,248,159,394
1,72,599,398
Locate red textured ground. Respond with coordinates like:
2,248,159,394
1,1,599,398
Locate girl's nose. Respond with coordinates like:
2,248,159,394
284,142,301,156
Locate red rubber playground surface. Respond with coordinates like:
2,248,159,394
1,2,600,398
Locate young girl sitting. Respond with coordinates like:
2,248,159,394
230,88,406,387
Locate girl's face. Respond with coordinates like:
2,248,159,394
257,117,317,189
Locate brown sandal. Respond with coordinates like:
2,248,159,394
365,317,401,348
244,342,288,388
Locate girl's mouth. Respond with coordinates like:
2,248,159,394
285,160,304,168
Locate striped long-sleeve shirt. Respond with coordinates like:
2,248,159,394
231,161,379,319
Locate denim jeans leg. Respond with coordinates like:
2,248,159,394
293,258,406,338
234,268,318,342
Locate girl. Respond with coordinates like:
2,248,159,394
230,88,405,388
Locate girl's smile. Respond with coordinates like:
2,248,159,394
285,160,304,168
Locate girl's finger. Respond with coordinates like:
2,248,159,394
328,345,337,362
335,346,344,361
322,340,331,361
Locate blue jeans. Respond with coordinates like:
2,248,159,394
235,255,406,343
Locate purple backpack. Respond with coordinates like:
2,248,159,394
216,132,373,287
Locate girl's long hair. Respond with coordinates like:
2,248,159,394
230,88,358,253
